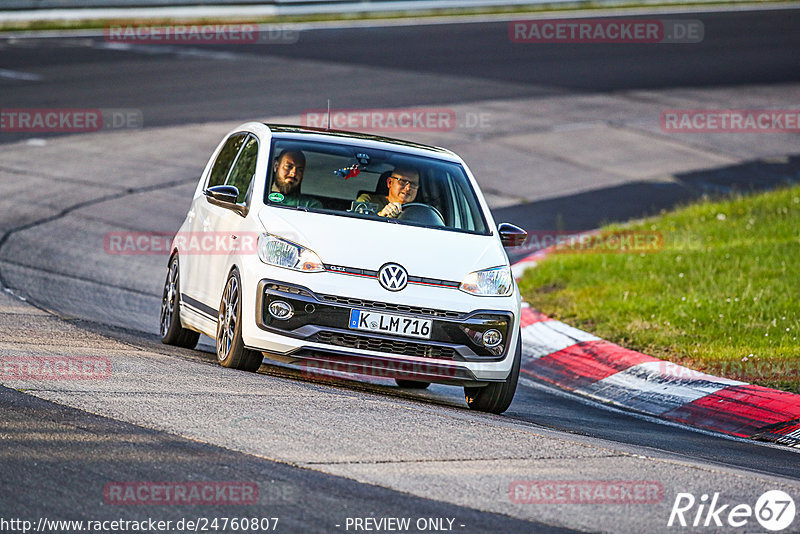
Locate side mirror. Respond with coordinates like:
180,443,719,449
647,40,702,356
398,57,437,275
205,185,239,204
498,222,527,248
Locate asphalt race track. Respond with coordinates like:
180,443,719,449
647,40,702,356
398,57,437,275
1,6,799,533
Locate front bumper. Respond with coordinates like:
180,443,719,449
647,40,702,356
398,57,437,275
251,279,518,384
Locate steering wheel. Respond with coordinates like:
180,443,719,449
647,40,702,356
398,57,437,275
397,203,446,226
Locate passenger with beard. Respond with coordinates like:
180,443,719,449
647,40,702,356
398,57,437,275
270,150,322,209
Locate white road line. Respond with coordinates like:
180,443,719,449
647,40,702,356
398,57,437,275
95,42,239,61
0,68,42,81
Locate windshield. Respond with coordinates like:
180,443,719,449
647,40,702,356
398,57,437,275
264,138,489,235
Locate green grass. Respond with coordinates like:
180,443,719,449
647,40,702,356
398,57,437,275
518,185,800,394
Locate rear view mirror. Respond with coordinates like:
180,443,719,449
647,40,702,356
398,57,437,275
498,223,527,248
205,185,239,204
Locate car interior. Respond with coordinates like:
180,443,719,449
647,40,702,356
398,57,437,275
265,140,488,234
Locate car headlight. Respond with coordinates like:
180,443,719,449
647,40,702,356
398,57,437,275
257,234,324,272
459,266,513,296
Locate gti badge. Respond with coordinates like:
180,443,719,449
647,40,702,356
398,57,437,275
378,263,408,291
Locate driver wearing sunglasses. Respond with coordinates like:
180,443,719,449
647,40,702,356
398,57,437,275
357,165,420,218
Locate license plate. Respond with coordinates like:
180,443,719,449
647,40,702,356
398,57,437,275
348,309,432,340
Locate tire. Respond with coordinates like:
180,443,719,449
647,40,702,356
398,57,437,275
216,269,263,372
464,330,521,414
395,379,431,389
160,255,200,349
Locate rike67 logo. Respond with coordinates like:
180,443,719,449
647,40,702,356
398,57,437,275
668,490,795,531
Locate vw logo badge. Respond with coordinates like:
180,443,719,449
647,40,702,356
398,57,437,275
378,263,408,292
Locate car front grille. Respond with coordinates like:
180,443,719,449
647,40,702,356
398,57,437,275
309,331,456,360
317,294,462,319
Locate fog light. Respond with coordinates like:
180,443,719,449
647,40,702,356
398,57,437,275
482,329,502,347
268,300,294,320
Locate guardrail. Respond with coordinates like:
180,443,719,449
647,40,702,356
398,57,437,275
0,0,738,23
0,0,637,10
4,1,263,8
0,0,607,22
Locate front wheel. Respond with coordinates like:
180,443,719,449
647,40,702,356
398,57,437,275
160,255,199,349
464,330,521,414
216,270,263,372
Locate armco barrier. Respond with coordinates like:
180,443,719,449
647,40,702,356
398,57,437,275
0,0,726,24
0,0,660,12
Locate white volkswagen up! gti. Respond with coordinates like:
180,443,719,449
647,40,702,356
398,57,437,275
160,123,527,413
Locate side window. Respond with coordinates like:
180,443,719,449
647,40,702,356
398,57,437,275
207,134,246,188
446,172,480,231
226,135,258,204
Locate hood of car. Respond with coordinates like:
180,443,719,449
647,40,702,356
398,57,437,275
258,206,506,281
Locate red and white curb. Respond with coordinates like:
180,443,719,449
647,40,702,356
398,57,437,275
512,255,800,448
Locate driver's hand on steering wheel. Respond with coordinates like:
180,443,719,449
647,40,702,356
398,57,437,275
378,202,403,218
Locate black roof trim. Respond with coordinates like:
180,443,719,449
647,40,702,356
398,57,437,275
262,123,451,154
